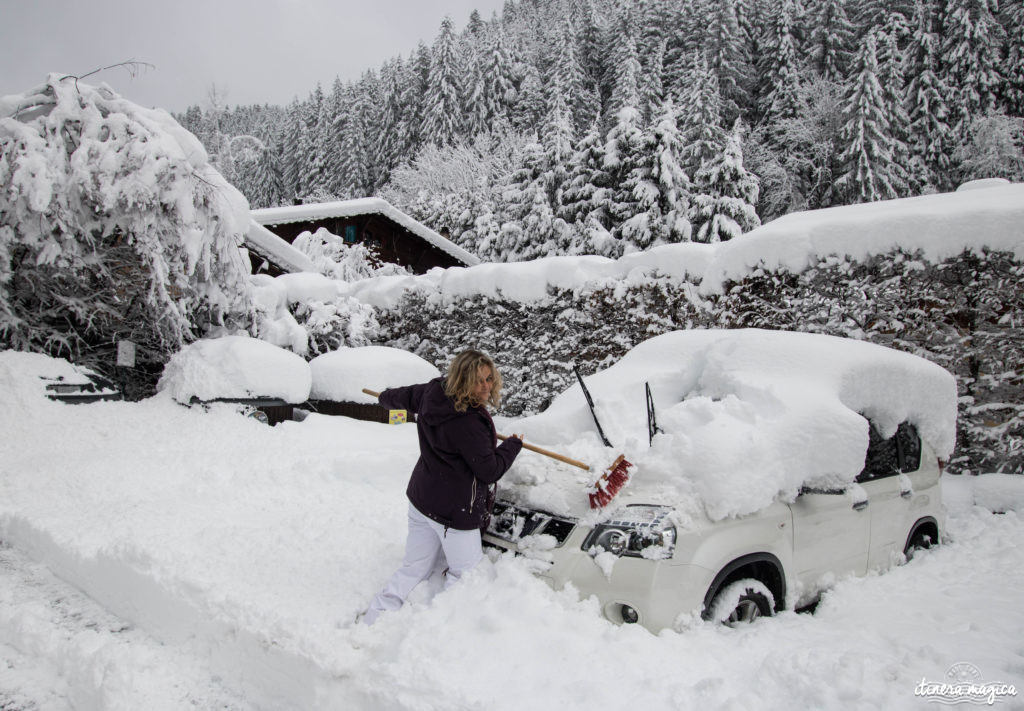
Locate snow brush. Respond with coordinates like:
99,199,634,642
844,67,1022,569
573,367,636,509
362,388,589,470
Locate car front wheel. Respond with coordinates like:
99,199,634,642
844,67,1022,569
709,578,775,627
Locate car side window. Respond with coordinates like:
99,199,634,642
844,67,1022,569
896,422,922,473
857,421,900,482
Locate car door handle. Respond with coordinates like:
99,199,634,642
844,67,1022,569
852,500,869,511
901,490,913,499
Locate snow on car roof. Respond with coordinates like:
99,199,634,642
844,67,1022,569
0,350,118,407
309,346,440,403
501,329,958,523
157,335,312,405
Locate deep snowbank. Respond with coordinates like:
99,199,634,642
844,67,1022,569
2,349,1023,710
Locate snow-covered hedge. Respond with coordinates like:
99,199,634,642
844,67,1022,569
377,248,1023,476
0,75,255,395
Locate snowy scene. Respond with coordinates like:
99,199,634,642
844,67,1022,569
2,0,1024,709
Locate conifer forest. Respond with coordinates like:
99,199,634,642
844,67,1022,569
177,0,1023,262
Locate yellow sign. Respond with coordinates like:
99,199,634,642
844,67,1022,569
389,409,407,425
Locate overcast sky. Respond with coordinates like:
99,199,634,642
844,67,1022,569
1,0,509,114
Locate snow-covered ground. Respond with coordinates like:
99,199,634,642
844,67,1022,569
2,350,1023,710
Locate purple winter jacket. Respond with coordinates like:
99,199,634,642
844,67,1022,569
380,377,523,530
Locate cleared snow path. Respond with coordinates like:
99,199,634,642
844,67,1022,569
0,542,251,710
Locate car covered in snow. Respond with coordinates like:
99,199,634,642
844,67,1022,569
484,329,957,632
157,335,312,425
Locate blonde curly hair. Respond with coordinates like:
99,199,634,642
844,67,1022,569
444,349,503,412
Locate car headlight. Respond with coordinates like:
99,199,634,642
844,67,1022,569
583,505,676,559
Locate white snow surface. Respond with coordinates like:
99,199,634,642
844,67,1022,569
157,335,312,404
502,329,958,522
337,183,1024,308
309,346,440,402
1,349,1022,711
251,197,481,267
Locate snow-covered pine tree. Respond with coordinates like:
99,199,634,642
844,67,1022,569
627,98,693,246
559,122,612,235
466,29,519,137
400,42,433,154
604,105,647,251
423,17,465,147
700,0,752,125
247,136,285,209
835,32,903,203
938,0,1005,137
638,40,666,125
280,99,304,202
874,14,916,194
677,51,727,180
999,0,1024,115
553,18,596,135
376,58,406,188
691,123,761,242
756,0,804,128
606,26,643,127
512,62,546,133
0,75,255,390
808,0,856,81
905,0,955,191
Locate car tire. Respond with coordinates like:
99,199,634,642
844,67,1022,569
709,578,775,627
903,528,936,561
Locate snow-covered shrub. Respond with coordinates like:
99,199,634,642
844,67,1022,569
292,227,410,281
0,75,255,395
251,272,379,358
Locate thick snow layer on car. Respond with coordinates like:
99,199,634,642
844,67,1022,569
309,346,440,402
502,329,958,522
0,350,114,407
157,335,312,404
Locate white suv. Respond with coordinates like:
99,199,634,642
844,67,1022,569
484,330,955,632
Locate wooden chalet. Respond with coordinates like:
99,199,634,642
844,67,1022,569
249,198,479,275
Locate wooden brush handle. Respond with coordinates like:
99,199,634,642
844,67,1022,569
366,387,589,471
498,434,590,471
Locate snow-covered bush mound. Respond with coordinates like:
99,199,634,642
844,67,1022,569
292,227,411,281
969,474,1024,514
503,329,957,522
0,75,255,379
250,272,379,357
309,346,440,403
158,335,311,404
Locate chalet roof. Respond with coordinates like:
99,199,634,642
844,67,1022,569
250,197,480,267
244,220,317,273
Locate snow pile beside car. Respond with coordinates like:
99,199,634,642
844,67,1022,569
310,346,440,403
506,329,958,522
158,335,312,404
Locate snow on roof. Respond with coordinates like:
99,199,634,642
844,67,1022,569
157,335,312,404
244,221,317,274
250,198,480,267
309,346,440,402
501,329,958,523
338,183,1024,308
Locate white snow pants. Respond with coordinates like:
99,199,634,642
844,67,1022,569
362,502,483,625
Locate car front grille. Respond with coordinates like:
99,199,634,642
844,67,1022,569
486,501,576,547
